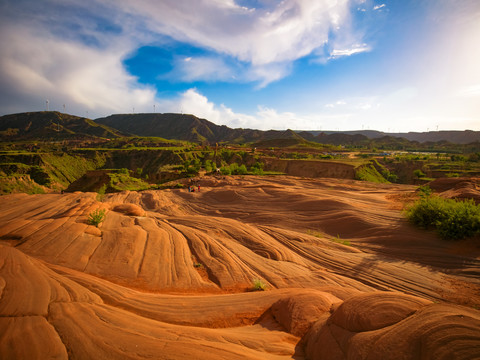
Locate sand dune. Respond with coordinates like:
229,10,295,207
1,176,479,359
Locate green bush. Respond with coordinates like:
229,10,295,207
87,209,106,227
229,163,240,174
250,162,264,175
413,169,426,179
203,159,214,173
220,166,231,175
236,164,248,175
405,195,480,240
252,278,267,291
418,185,432,198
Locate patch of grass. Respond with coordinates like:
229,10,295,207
0,175,46,195
252,278,267,291
41,152,106,187
107,171,151,192
355,161,389,183
332,234,351,246
87,209,106,227
405,194,480,240
307,230,351,246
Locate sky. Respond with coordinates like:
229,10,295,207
0,0,479,132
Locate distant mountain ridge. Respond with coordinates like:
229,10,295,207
0,111,122,140
303,130,480,144
94,113,303,144
95,113,480,145
1,111,479,146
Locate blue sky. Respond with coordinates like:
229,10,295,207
0,0,479,131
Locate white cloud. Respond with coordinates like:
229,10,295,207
126,0,347,64
0,22,156,117
246,63,293,89
158,88,356,130
110,0,367,84
330,43,371,58
167,56,235,82
373,4,386,10
157,88,255,128
324,99,347,108
357,103,372,110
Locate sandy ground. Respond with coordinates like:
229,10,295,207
1,176,479,359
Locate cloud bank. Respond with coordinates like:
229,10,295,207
0,0,369,119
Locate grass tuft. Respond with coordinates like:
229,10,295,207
252,278,267,291
87,209,106,227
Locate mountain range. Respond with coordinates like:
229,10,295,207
1,111,479,146
306,130,480,144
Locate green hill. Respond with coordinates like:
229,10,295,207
0,111,123,141
95,113,304,144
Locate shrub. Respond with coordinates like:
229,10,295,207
252,278,267,291
203,160,214,173
382,169,398,183
229,163,240,174
405,195,480,240
250,162,264,175
87,209,106,227
220,166,231,175
413,169,426,179
418,185,432,198
236,164,248,175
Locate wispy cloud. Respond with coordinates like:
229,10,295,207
330,44,371,58
325,100,347,108
115,0,368,85
168,56,235,82
373,4,386,11
125,0,351,64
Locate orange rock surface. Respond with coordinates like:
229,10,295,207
1,176,479,359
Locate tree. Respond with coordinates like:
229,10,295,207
413,169,426,179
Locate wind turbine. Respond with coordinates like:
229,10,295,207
46,99,49,111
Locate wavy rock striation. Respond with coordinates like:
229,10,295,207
1,176,479,359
